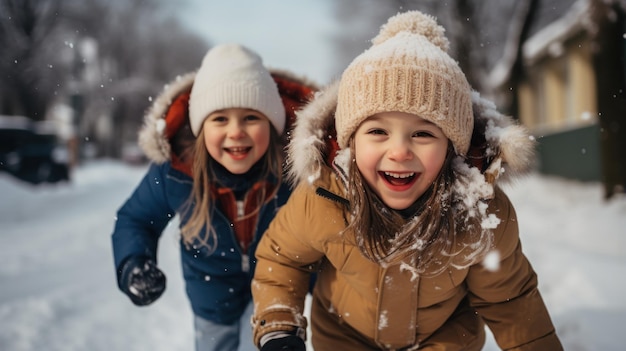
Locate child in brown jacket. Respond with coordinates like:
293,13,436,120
251,11,563,351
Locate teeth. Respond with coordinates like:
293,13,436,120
228,147,248,152
384,172,414,179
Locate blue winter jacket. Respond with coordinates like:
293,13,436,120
112,161,291,324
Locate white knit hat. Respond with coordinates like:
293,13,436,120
336,11,473,155
188,44,285,136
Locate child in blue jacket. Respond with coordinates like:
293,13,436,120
111,44,315,351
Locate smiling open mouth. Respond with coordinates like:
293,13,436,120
224,146,251,157
380,171,417,186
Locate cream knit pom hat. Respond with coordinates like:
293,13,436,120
188,44,285,136
336,11,473,155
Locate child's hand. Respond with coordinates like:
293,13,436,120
120,256,166,306
260,335,306,351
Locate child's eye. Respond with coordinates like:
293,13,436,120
413,131,435,138
367,128,387,135
244,114,261,121
211,116,227,122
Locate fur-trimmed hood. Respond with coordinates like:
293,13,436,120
138,69,319,176
287,80,536,194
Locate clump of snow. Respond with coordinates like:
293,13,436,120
399,262,420,282
482,250,501,272
452,157,494,217
378,310,389,330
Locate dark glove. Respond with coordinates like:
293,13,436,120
118,256,166,306
260,335,306,351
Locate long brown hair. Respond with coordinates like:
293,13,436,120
345,140,488,276
180,124,284,253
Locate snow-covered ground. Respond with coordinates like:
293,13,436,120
0,160,624,350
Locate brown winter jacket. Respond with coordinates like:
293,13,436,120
251,82,563,350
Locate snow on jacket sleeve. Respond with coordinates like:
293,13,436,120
251,182,330,346
111,163,177,279
465,187,563,350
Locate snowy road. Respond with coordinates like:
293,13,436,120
1,160,625,350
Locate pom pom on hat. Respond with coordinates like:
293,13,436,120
188,44,285,136
336,11,473,155
371,10,449,52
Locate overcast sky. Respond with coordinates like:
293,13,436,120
175,0,339,85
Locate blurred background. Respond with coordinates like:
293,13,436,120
1,1,626,350
1,0,625,197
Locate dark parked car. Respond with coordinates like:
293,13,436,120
0,116,70,184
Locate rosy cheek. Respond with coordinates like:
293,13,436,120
355,154,376,183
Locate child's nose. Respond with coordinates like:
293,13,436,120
227,122,246,139
387,139,413,161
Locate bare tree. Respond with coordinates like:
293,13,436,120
592,0,626,198
65,0,209,157
0,0,66,120
0,0,209,159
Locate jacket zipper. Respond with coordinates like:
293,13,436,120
241,253,250,272
315,187,350,208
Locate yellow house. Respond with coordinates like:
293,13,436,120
512,0,625,198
